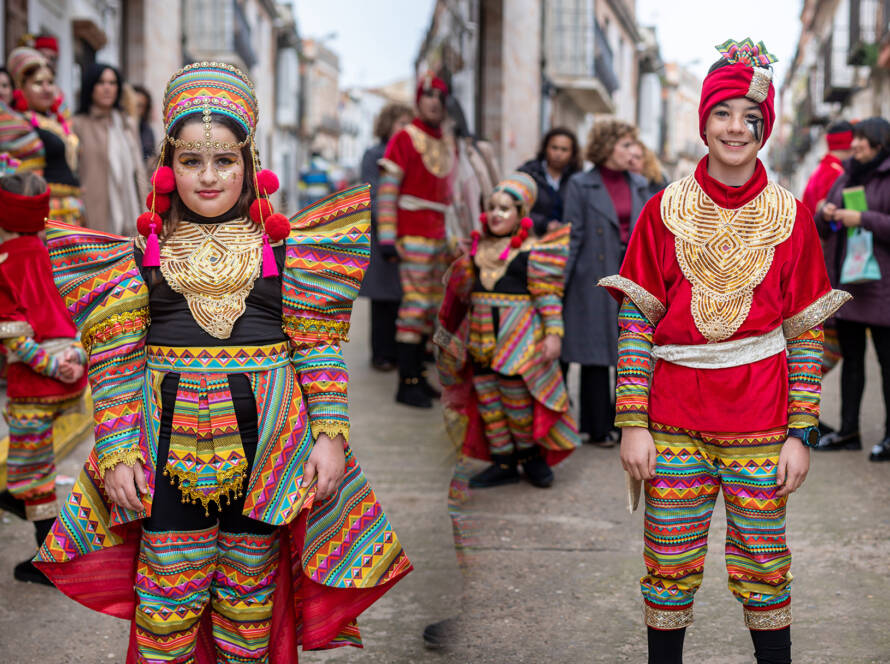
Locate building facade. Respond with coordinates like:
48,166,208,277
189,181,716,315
416,0,655,173
772,0,890,194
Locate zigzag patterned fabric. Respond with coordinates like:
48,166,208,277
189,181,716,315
282,184,371,347
642,423,792,631
6,403,56,513
615,297,655,428
393,235,449,343
0,102,44,172
35,186,412,657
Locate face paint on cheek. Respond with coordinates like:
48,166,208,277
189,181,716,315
746,118,763,144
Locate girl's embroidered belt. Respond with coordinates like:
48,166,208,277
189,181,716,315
146,342,291,373
470,292,531,307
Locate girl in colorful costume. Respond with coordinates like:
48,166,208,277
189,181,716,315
0,170,87,584
599,40,849,664
34,62,411,663
1,47,83,224
435,172,579,489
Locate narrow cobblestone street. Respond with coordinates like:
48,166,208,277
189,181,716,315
1,299,889,663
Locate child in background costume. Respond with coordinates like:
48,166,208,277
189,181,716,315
34,62,411,663
599,39,850,664
0,171,87,584
436,172,579,489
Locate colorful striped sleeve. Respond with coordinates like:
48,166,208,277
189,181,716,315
291,342,350,443
2,336,60,378
786,325,824,429
614,297,654,429
528,226,570,337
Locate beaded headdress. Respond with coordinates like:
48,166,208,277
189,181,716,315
139,62,287,276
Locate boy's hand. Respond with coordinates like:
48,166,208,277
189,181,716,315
620,427,657,481
776,436,810,497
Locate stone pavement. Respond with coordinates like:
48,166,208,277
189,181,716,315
1,298,889,662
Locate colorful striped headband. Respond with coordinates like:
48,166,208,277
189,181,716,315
493,172,538,216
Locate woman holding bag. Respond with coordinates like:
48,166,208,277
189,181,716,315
815,117,890,460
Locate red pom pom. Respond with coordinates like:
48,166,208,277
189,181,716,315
151,166,176,194
146,192,170,214
520,217,533,230
50,96,62,113
12,90,27,112
249,198,275,224
137,212,162,237
264,213,290,242
256,169,280,195
479,212,488,226
470,230,481,240
510,235,523,248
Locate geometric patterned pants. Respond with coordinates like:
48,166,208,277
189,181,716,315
472,370,534,456
395,235,449,344
642,423,792,632
5,401,57,520
135,526,279,664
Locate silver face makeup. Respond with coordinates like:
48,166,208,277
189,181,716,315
746,117,763,143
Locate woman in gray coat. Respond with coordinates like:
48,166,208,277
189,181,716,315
359,102,412,371
562,119,650,445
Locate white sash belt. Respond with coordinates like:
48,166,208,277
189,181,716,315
651,326,786,369
398,194,448,213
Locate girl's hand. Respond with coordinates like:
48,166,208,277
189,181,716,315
302,433,346,501
620,427,657,481
541,333,562,362
821,202,837,220
104,461,148,511
775,436,810,497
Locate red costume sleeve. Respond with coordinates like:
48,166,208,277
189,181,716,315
599,195,668,325
0,277,29,333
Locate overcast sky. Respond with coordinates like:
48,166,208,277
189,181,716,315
293,0,437,89
636,0,804,86
294,1,804,89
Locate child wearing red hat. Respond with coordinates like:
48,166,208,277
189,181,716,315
0,171,87,584
599,39,850,663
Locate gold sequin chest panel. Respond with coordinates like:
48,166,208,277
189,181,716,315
660,176,796,343
159,219,263,339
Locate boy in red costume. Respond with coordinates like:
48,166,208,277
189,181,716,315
0,171,87,584
377,73,456,408
599,39,849,664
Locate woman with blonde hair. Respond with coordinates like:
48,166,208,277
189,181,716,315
561,118,650,446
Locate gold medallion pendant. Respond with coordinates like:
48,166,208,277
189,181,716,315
159,218,263,339
660,176,796,342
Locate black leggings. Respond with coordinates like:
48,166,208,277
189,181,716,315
143,373,276,535
836,319,890,438
370,299,399,363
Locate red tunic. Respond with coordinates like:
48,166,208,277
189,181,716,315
381,118,455,239
605,158,834,432
0,234,86,400
802,153,845,215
